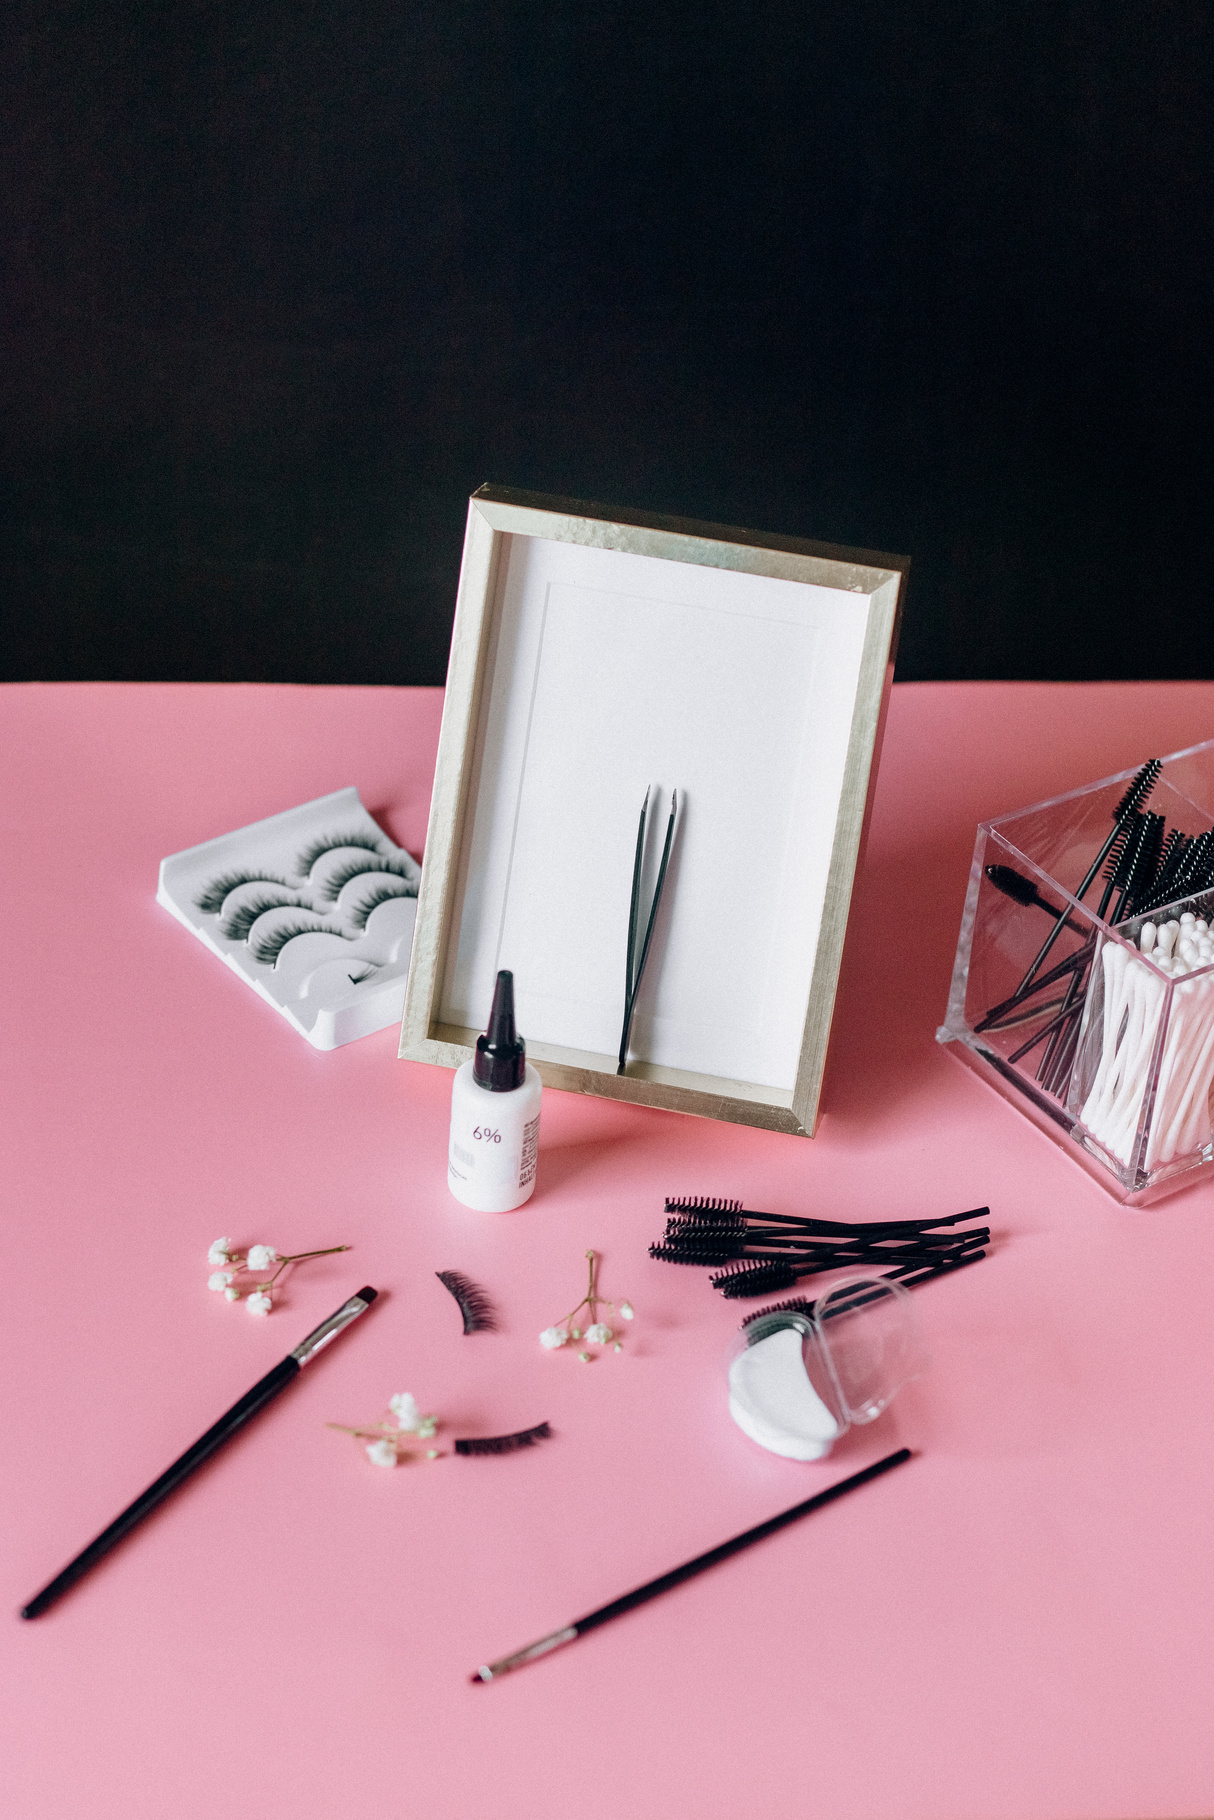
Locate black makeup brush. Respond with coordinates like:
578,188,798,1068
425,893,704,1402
20,1288,378,1619
1009,758,1160,1001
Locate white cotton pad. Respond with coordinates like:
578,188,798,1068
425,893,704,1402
728,1326,841,1461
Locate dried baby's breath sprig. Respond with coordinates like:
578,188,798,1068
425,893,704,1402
205,1237,350,1314
327,1391,442,1467
539,1250,633,1360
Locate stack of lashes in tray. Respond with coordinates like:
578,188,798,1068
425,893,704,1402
649,1197,989,1298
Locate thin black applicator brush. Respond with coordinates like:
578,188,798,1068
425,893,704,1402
20,1288,378,1619
470,1448,913,1682
977,940,1095,1032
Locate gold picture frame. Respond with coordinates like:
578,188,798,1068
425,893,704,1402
399,485,906,1136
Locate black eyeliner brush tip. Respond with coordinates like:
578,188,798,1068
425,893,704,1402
356,1287,378,1302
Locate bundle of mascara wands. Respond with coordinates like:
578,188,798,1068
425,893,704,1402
649,1197,989,1298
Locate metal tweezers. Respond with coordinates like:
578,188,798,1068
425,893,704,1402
618,788,679,1074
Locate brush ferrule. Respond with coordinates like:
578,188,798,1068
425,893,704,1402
290,1290,376,1365
475,1625,579,1681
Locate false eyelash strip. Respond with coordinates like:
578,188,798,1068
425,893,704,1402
454,1422,551,1455
218,891,307,941
317,853,419,904
295,831,385,875
349,878,418,930
194,870,290,915
249,918,348,966
436,1271,499,1334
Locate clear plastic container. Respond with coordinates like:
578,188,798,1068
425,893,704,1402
937,737,1214,1204
726,1275,927,1461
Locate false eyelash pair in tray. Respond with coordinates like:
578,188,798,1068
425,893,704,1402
728,1275,926,1461
157,788,420,1049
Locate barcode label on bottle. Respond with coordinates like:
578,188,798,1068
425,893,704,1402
452,1140,476,1170
518,1114,540,1187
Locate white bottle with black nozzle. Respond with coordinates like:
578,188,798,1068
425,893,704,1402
448,970,542,1211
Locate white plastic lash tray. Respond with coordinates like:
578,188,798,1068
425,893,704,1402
158,787,420,1049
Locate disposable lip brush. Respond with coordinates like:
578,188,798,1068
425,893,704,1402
471,1447,913,1683
20,1287,378,1619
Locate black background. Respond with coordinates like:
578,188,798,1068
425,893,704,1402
3,2,1212,685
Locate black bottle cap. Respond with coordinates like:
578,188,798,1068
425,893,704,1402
473,970,527,1091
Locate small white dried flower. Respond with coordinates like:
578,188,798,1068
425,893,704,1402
618,1301,634,1321
540,1326,569,1350
578,1351,592,1362
417,1416,437,1439
224,1286,240,1302
366,1439,398,1468
247,1289,272,1316
208,1238,233,1266
208,1270,233,1292
584,1322,613,1344
389,1392,420,1431
570,1328,581,1339
247,1244,278,1271
614,1342,622,1352
426,1449,439,1460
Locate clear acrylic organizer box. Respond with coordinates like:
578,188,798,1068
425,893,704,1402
937,738,1214,1206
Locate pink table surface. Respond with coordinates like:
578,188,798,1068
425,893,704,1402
4,680,1214,1820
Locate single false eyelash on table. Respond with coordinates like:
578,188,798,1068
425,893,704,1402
435,1270,499,1334
454,1422,551,1455
158,786,421,1049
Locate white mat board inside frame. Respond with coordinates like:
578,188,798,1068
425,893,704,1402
400,486,907,1135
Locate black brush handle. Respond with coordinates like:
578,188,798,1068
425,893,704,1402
577,1450,912,1635
473,1450,914,1680
20,1356,299,1618
667,1205,989,1236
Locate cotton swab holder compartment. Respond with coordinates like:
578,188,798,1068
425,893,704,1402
938,738,1214,1203
158,787,419,1049
727,1276,925,1461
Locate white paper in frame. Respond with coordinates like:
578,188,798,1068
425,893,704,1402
400,487,906,1135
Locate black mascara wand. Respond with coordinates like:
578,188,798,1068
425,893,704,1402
1008,758,1160,1003
618,789,678,1074
712,1245,987,1299
984,865,1089,937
